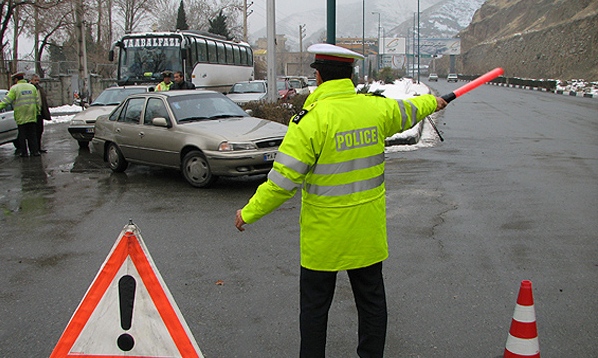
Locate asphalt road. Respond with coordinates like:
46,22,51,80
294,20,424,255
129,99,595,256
0,82,596,357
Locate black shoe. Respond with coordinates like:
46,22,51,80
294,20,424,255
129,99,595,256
32,152,41,157
39,149,48,153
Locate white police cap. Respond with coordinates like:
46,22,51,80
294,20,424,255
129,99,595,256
308,43,364,68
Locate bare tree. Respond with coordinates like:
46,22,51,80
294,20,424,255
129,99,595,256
113,0,155,34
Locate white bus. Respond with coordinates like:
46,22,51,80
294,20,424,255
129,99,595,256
109,30,254,90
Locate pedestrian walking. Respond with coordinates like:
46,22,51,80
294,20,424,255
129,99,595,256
234,43,447,358
30,74,52,153
0,72,41,157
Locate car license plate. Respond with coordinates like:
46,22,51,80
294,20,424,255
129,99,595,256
263,152,276,161
86,128,95,133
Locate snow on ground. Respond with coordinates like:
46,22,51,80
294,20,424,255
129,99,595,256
48,104,82,124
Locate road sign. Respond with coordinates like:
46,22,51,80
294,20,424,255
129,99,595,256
50,223,204,357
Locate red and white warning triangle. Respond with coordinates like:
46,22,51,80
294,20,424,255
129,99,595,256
50,223,204,357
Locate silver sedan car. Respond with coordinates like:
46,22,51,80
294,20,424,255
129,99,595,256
91,90,289,188
0,89,17,147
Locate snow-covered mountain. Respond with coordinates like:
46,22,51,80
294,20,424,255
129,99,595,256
250,0,484,51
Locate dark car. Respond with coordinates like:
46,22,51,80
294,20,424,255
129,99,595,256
91,90,289,188
68,85,153,148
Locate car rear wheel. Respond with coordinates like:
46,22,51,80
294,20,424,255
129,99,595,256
181,151,217,188
107,142,128,172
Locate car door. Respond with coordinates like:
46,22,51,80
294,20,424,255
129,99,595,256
113,97,146,160
133,98,180,168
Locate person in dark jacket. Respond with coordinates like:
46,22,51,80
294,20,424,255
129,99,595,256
30,74,52,153
171,71,196,90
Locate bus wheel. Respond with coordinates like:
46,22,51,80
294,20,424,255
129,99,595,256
107,143,128,172
182,151,217,188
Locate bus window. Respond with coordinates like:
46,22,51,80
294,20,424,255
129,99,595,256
216,42,226,64
233,45,241,65
207,40,217,63
239,47,246,65
188,38,198,66
196,39,207,62
225,44,234,64
246,47,254,66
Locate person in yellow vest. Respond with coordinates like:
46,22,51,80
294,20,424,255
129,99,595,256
155,71,173,91
0,72,41,157
235,43,447,357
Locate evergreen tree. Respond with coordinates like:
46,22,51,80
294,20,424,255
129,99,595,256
208,11,231,40
176,0,189,31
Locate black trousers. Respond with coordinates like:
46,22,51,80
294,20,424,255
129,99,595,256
17,122,38,156
36,115,45,149
300,262,387,358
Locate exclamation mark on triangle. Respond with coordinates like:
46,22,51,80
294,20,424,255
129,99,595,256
117,275,136,351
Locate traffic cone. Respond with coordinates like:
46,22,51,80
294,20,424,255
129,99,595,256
504,280,540,357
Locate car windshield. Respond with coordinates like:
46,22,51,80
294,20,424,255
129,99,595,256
288,80,302,89
230,82,266,94
170,93,249,123
307,79,317,86
276,81,288,91
91,87,148,106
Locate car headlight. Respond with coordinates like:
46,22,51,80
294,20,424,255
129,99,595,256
70,119,87,126
218,141,257,151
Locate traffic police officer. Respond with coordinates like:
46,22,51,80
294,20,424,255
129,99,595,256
235,43,447,357
156,70,173,91
0,72,41,157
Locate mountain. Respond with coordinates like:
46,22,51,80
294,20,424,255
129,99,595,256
250,0,482,51
455,0,598,80
387,0,486,39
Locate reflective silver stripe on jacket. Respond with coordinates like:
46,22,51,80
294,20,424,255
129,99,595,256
312,153,384,175
275,152,310,174
14,97,37,107
268,170,301,191
397,99,420,130
305,174,384,196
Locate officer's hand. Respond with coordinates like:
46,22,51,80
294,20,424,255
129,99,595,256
435,97,448,111
235,209,246,232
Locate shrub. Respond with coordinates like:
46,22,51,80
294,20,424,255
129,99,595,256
242,94,309,125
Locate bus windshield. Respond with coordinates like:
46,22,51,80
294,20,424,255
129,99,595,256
119,36,182,84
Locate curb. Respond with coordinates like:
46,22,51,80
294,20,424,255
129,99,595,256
385,120,424,146
488,82,595,98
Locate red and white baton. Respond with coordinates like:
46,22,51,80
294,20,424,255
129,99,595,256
441,67,504,103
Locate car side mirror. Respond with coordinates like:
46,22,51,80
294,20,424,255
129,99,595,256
245,109,253,116
152,117,170,128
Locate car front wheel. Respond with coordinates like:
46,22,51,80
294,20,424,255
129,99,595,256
107,142,128,172
181,151,217,188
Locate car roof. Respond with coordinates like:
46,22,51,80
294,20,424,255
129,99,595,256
105,85,155,90
126,89,220,99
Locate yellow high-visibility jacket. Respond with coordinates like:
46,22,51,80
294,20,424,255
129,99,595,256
0,80,41,125
241,78,438,271
156,81,172,91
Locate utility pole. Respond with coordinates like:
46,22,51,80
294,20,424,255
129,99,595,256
417,0,420,83
75,0,88,103
266,0,277,103
243,0,253,43
299,24,306,76
326,0,335,44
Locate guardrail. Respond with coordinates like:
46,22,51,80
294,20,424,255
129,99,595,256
456,74,595,98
